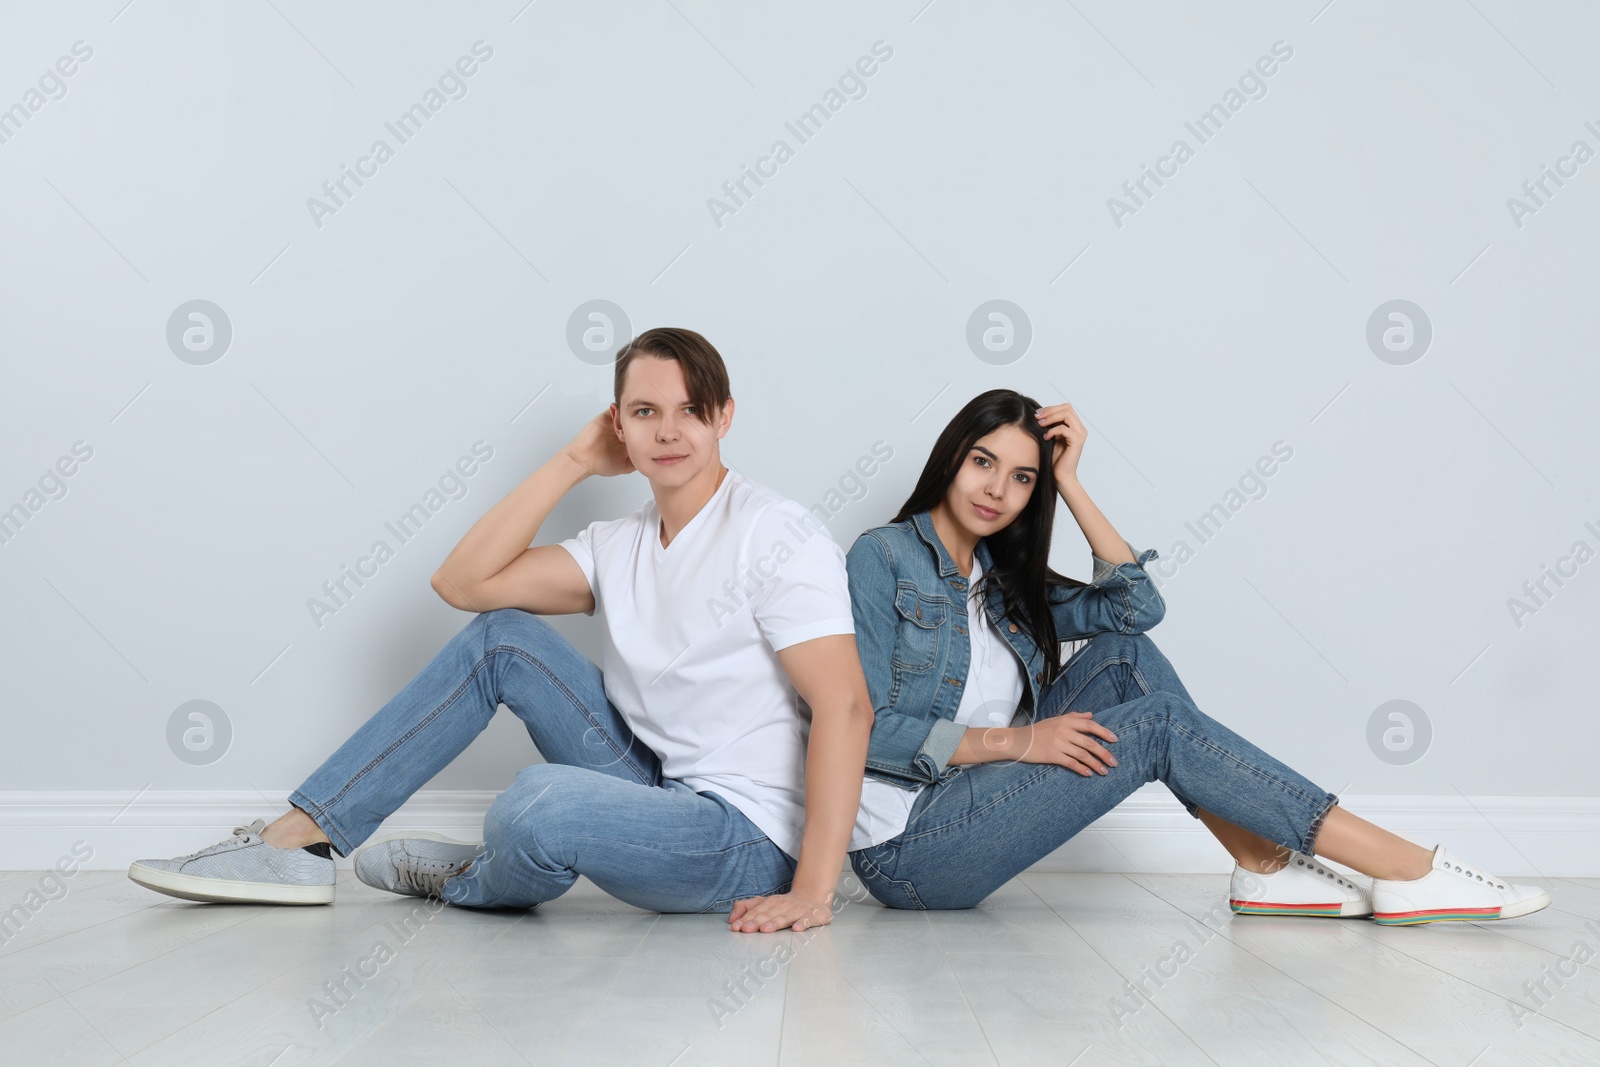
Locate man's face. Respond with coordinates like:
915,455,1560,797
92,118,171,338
612,355,731,488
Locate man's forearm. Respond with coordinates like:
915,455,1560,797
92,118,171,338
1056,477,1135,567
434,451,589,587
790,699,872,900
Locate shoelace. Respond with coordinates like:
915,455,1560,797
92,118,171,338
396,855,463,898
175,823,260,863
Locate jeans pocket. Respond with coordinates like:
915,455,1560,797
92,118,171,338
852,852,924,911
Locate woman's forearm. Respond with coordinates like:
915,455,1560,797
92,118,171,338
1056,477,1136,567
434,451,589,588
952,726,1029,765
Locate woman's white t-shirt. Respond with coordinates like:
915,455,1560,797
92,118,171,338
852,556,1027,847
556,467,859,859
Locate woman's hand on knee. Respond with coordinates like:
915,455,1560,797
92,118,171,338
727,890,834,934
1017,712,1119,776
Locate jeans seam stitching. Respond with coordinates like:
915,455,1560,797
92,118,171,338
1055,654,1135,714
1166,718,1325,809
567,832,773,858
899,767,1054,843
313,661,486,815
853,844,925,909
313,639,651,823
489,642,656,786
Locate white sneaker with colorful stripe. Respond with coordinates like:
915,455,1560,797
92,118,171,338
1229,851,1372,918
1370,845,1551,925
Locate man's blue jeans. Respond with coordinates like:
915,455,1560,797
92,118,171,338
288,608,796,911
848,631,1339,909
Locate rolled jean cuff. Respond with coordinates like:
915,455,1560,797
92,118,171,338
286,789,353,858
1173,785,1339,857
1302,790,1340,855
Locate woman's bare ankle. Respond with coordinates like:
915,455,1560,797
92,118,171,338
1236,854,1289,874
1376,845,1436,882
260,807,330,850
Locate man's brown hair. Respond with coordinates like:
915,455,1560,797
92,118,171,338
612,327,732,426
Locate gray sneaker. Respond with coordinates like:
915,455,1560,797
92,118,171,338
351,832,482,900
128,818,336,905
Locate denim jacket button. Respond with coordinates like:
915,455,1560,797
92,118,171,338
1008,623,1020,633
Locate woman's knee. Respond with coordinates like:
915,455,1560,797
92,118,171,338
1089,631,1180,684
1085,630,1146,656
1096,689,1197,736
1061,632,1158,696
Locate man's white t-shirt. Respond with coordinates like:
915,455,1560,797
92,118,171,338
853,555,1027,847
556,467,858,859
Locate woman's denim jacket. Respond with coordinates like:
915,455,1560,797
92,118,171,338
845,509,1165,791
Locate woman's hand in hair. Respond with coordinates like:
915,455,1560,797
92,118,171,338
562,408,636,478
1035,402,1086,487
1014,710,1119,776
727,889,835,934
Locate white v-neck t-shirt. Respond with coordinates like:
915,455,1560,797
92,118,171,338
852,555,1027,847
556,467,857,859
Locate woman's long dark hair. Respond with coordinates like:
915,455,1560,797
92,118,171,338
890,388,1087,687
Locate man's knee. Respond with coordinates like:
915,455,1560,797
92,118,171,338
475,606,554,648
485,763,610,856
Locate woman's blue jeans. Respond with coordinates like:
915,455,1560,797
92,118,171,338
287,608,796,911
848,631,1340,910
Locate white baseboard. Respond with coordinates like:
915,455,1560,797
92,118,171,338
2,789,1596,877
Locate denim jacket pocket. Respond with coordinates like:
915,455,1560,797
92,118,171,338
891,586,947,672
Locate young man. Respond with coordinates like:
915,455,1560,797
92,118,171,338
129,328,875,933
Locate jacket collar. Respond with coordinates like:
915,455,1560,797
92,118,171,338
909,509,996,580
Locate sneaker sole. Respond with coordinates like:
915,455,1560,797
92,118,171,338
349,830,479,894
1373,890,1552,926
1230,898,1372,918
128,862,333,905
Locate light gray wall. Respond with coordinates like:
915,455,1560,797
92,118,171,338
3,1,1595,805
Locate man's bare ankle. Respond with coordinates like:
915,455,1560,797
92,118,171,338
260,809,330,850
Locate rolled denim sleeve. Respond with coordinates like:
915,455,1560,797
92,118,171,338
1050,539,1165,638
846,533,958,787
916,718,968,779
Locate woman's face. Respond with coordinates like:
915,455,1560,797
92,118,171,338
940,422,1041,539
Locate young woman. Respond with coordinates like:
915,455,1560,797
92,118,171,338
842,388,1550,925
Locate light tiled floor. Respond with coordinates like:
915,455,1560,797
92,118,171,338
2,867,1598,1065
